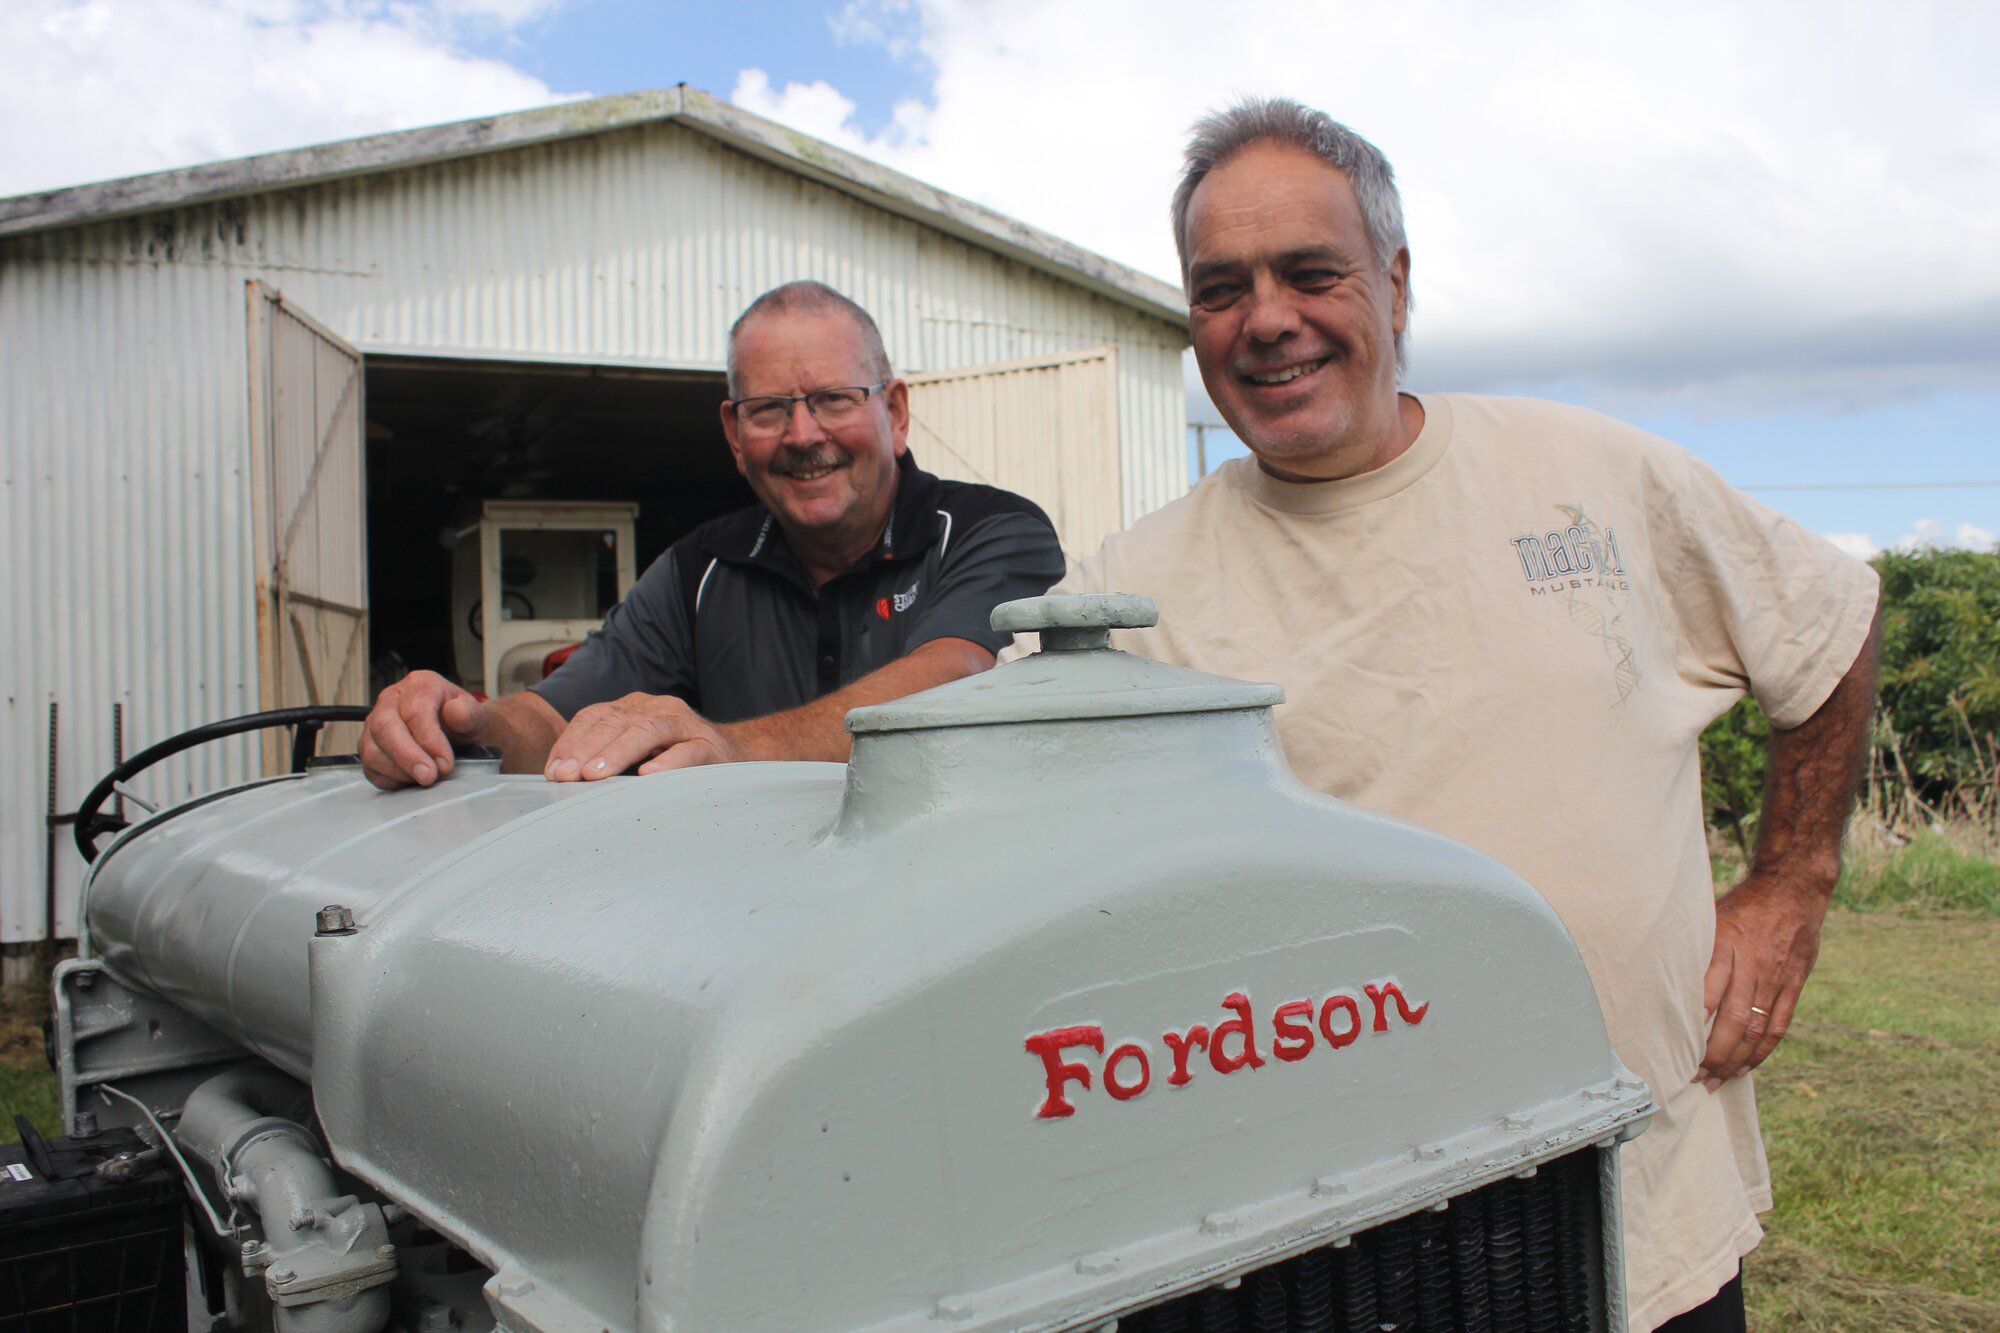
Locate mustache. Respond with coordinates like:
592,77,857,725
768,446,847,477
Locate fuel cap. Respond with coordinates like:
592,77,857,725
845,593,1282,734
989,593,1159,652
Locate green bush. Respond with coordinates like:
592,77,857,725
1874,549,2000,809
1701,696,1770,858
1700,550,2000,838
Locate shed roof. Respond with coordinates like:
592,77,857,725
0,85,1187,329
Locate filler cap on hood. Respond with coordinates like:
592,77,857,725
845,593,1284,734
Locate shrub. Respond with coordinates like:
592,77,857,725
1873,549,2000,818
1700,550,2000,844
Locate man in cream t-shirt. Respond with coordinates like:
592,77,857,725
1024,100,1879,1332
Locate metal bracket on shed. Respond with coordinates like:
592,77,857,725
40,701,138,948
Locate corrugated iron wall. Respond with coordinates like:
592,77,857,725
0,120,1188,943
1,245,260,941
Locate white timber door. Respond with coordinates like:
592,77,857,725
904,347,1121,559
246,282,369,773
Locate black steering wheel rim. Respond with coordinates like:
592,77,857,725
73,705,371,862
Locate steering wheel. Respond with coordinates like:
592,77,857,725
73,705,371,862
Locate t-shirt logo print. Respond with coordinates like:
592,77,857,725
1508,505,1641,703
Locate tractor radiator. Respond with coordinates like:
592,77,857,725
1121,1148,1604,1333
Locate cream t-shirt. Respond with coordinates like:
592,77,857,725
1018,392,1878,1330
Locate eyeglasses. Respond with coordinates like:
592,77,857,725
728,381,891,436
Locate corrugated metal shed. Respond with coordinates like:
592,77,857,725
0,86,1191,947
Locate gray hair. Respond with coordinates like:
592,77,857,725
726,281,893,396
1171,97,1412,368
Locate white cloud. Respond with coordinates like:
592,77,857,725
1823,532,1882,562
1898,518,1948,551
1891,518,1997,553
8,0,1995,421
730,67,932,162
1824,521,1996,561
732,70,869,152
829,0,922,63
432,0,562,25
0,0,580,198
734,0,2000,411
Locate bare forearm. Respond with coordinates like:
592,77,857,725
1747,609,1882,892
488,691,565,774
542,638,997,779
723,637,996,763
1696,608,1882,1086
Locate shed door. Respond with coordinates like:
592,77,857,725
905,347,1121,559
246,282,368,773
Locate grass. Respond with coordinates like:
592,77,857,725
0,955,61,1140
1834,828,2000,915
1710,812,2000,917
1744,910,2000,1330
4,840,1994,1329
1718,814,2000,1329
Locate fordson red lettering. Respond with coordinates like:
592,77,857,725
1024,982,1430,1119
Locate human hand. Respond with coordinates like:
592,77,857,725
1696,872,1832,1090
543,693,741,781
360,671,488,790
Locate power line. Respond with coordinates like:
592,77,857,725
1179,425,1998,495
1742,481,2000,492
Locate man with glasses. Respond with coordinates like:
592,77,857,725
361,281,1064,789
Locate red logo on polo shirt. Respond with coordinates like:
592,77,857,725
876,597,892,621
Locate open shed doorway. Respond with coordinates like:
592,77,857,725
363,357,751,695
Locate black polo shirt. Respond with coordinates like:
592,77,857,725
531,452,1066,723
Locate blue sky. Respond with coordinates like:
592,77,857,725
454,0,928,135
4,0,1994,557
1614,393,2000,547
1187,382,2000,554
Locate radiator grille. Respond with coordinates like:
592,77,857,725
1120,1148,1602,1332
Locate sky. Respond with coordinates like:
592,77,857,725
3,0,1996,557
